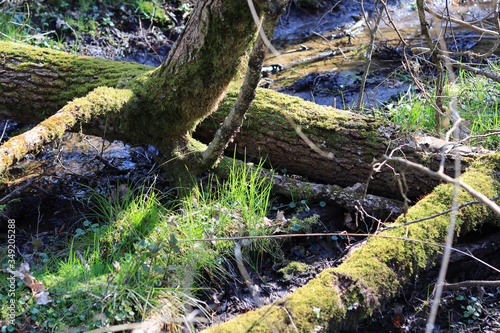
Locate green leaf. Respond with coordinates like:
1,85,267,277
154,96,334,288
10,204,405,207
170,234,178,246
289,202,296,208
319,201,326,207
292,223,301,231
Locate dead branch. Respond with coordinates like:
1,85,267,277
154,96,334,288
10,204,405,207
375,155,500,216
424,3,499,37
442,280,500,290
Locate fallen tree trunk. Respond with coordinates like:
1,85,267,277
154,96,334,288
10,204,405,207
196,86,478,199
201,154,500,332
0,40,479,199
215,157,405,219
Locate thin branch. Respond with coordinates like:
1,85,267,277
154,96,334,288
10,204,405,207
382,197,500,231
438,54,500,83
379,0,408,47
443,280,500,290
425,3,499,37
416,0,445,132
356,0,384,111
460,131,500,144
375,155,500,216
426,156,461,333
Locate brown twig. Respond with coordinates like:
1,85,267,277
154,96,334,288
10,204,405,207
374,155,500,216
442,280,500,290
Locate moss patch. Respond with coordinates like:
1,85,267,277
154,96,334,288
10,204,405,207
202,154,500,332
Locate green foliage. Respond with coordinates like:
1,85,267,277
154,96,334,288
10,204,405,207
135,0,173,27
0,159,279,331
0,0,183,50
381,65,500,150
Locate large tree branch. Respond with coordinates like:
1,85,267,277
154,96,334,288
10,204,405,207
0,86,132,174
201,155,500,332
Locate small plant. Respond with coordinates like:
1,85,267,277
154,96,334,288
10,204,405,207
382,64,500,150
455,295,484,325
134,0,172,27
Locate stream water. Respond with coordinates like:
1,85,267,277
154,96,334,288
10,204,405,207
1,1,499,331
265,0,498,109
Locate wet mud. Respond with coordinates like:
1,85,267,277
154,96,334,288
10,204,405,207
1,0,500,332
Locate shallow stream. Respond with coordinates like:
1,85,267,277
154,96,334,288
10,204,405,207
265,0,498,109
1,1,500,331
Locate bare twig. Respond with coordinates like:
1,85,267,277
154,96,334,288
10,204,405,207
424,3,499,37
374,155,500,216
356,0,384,111
416,0,445,132
460,131,500,144
382,196,500,231
426,155,461,333
234,239,262,307
443,280,500,290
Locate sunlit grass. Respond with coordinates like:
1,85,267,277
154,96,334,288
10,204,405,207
381,64,500,150
0,159,276,331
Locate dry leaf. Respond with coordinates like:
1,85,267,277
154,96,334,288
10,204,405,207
276,210,290,227
1,262,52,305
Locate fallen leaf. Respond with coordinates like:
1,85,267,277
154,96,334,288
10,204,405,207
1,262,52,305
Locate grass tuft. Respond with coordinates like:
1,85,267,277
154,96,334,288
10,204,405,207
0,159,277,331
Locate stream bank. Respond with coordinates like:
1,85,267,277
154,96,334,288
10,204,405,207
1,0,500,332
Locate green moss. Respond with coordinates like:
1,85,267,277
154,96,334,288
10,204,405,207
278,261,311,275
211,83,390,156
203,154,500,332
0,40,152,121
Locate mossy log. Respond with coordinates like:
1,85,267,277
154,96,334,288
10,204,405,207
195,86,476,199
216,157,405,219
0,39,477,199
201,155,500,332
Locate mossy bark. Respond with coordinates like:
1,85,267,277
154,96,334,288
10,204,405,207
0,40,150,123
195,84,471,199
0,40,473,199
201,155,500,332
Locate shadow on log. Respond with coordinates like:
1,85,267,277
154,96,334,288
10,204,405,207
201,155,500,332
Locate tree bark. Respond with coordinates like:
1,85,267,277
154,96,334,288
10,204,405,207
196,85,476,199
0,40,478,199
201,155,500,332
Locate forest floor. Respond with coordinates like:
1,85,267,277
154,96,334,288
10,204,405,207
1,1,500,332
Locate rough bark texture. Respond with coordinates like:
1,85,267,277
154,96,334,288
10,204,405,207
196,85,476,200
201,155,500,332
0,39,479,199
123,0,260,142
